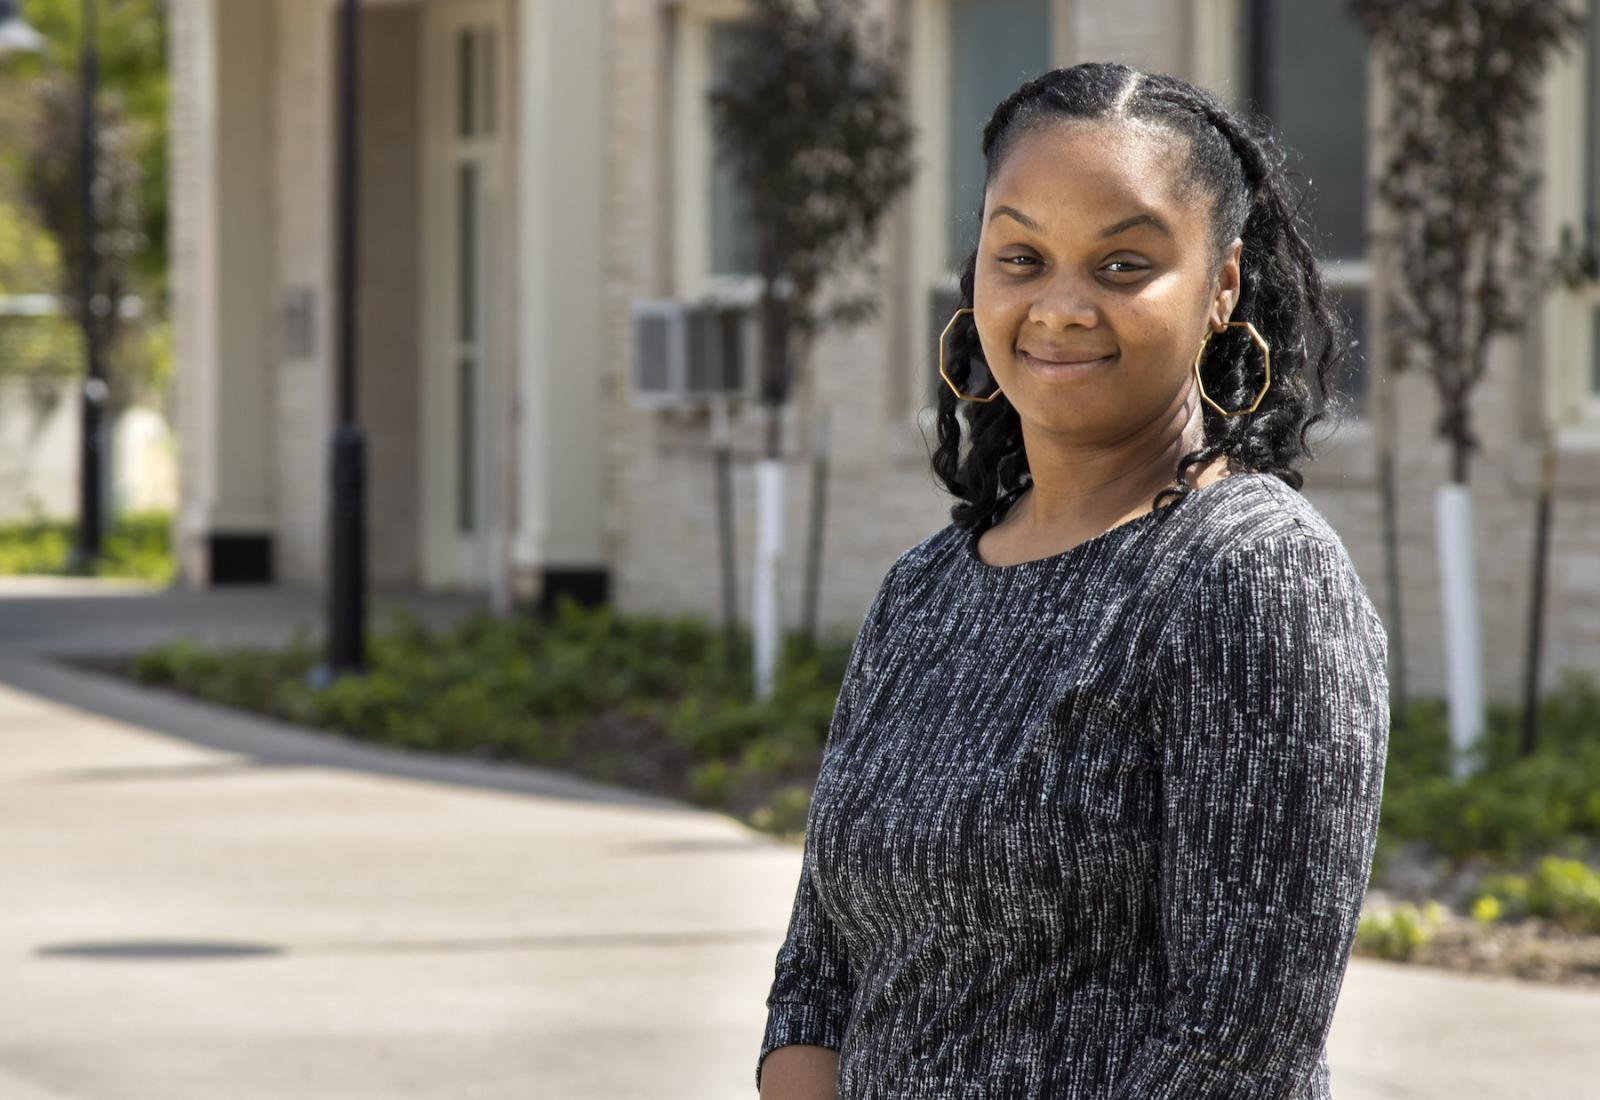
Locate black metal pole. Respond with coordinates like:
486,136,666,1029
326,0,367,675
72,0,105,572
712,397,740,675
1520,433,1554,757
1379,447,1407,716
800,408,829,649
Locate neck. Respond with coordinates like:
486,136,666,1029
1011,392,1224,532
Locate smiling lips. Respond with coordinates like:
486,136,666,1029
1020,348,1118,370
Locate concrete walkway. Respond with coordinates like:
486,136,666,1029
1,580,1597,1098
0,576,486,657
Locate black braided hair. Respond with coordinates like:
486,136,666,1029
928,62,1355,531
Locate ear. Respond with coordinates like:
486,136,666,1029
1208,238,1243,331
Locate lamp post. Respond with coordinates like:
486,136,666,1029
0,0,108,573
73,0,107,573
317,0,368,680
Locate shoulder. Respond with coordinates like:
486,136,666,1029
1146,470,1384,645
883,519,969,590
1196,472,1366,590
1157,470,1351,566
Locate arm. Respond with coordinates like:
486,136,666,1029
755,857,852,1095
755,559,903,1095
758,1046,839,1100
1110,532,1390,1099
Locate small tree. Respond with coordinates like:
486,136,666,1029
0,0,170,413
1349,0,1585,776
707,0,915,699
21,74,151,407
0,0,170,294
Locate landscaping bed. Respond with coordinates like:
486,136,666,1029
0,510,175,582
88,599,1600,987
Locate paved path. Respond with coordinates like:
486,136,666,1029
0,576,484,657
1,581,1597,1098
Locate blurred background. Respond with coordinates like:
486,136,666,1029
1,1,1598,1098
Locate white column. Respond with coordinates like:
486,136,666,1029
511,0,610,595
170,0,277,583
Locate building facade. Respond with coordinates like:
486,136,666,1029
169,0,608,599
168,0,1600,696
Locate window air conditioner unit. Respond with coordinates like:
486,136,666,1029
631,299,753,410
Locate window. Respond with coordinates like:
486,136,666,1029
915,0,1053,408
1244,0,1371,418
709,20,760,277
672,4,767,297
1537,0,1600,430
1585,0,1600,400
451,25,496,535
945,0,1053,269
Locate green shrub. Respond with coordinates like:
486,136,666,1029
1471,872,1531,922
749,785,815,841
1467,857,1600,933
688,759,736,808
1356,901,1445,961
1379,669,1600,865
121,596,857,838
120,604,1600,863
1470,894,1502,925
1527,857,1600,933
0,509,175,581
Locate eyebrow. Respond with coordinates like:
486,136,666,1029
987,205,1174,241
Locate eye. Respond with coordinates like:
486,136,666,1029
1102,260,1145,274
997,254,1039,268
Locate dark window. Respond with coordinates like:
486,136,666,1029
458,357,476,534
1591,307,1600,398
458,30,476,138
945,0,1053,270
1244,0,1370,417
458,162,478,344
1587,2,1599,397
709,21,760,277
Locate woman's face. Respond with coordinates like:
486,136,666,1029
972,117,1241,442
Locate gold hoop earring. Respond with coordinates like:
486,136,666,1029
1193,320,1271,417
938,308,1002,403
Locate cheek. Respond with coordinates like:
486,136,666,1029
972,273,1024,318
972,286,1028,359
1114,285,1200,360
1107,301,1169,357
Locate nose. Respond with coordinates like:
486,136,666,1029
1025,269,1099,330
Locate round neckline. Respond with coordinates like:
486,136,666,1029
963,471,1268,574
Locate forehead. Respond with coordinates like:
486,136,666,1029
983,117,1201,237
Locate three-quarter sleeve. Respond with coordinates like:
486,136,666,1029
754,559,902,1091
1110,531,1390,1099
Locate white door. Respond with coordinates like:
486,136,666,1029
421,0,505,589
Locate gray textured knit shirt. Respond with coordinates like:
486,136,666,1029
756,470,1390,1099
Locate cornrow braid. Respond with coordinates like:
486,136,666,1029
929,62,1355,533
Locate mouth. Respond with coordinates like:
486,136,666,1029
1019,349,1118,376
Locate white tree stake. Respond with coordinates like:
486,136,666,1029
1436,481,1483,780
753,456,786,700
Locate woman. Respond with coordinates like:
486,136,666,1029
756,62,1389,1099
